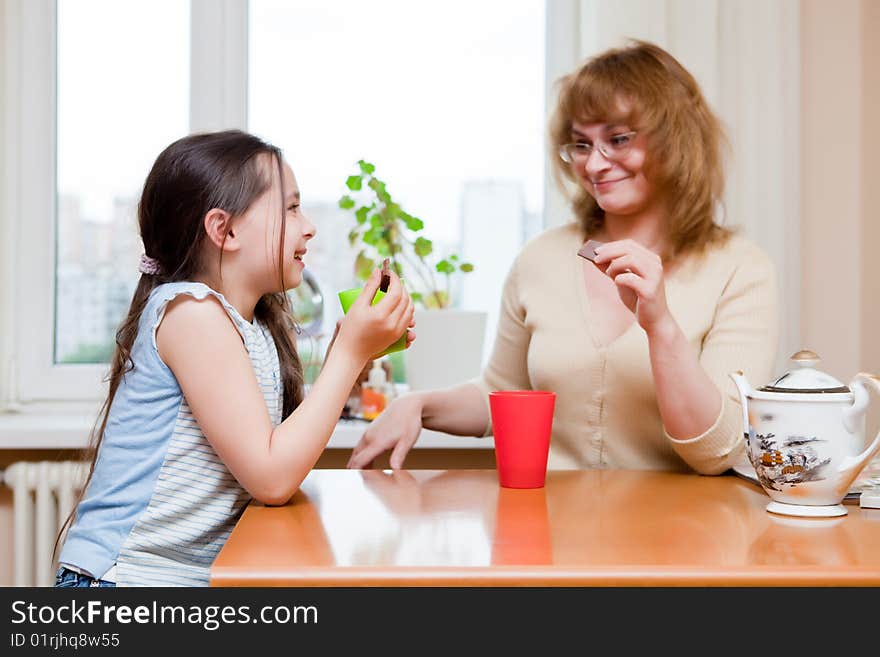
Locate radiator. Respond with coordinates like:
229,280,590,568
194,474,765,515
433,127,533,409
2,461,88,587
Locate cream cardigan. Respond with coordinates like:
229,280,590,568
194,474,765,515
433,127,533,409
470,222,779,474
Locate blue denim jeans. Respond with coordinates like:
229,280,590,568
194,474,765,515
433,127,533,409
54,566,116,588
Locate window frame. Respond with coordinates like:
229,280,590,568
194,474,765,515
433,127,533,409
1,0,575,409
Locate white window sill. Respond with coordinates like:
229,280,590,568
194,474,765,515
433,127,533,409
0,413,493,450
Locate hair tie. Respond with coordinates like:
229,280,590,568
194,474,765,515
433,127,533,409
138,254,162,276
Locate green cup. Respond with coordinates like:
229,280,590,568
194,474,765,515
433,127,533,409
338,286,408,357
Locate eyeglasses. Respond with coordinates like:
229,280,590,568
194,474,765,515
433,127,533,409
558,131,638,164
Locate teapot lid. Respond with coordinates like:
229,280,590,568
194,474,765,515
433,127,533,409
758,350,850,394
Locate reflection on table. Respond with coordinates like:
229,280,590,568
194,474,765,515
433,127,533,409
210,469,880,586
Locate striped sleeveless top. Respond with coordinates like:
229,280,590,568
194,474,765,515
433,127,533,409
59,282,283,586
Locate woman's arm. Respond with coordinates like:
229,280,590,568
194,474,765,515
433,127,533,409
646,315,721,440
664,246,779,472
597,239,720,437
420,383,491,435
346,382,489,469
596,239,779,474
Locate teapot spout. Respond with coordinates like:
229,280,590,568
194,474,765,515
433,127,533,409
729,370,753,438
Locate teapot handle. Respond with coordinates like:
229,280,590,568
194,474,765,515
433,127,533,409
839,373,880,475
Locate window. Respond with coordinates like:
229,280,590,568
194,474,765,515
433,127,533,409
4,0,572,407
55,0,190,364
249,0,546,374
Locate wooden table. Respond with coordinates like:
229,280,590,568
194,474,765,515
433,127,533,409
210,469,880,586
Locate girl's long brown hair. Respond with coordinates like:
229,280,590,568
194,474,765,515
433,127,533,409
55,130,305,560
549,39,734,261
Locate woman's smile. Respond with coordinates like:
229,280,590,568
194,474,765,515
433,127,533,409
591,176,631,192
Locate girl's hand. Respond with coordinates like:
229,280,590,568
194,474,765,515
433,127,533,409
334,268,415,364
324,317,416,365
593,239,672,334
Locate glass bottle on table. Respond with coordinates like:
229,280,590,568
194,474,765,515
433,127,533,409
361,359,388,420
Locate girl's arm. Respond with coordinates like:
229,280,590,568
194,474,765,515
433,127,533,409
158,270,414,504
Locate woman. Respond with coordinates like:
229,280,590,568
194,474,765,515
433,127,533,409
348,40,778,475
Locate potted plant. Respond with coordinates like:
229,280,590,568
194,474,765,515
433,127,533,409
338,160,487,390
338,160,475,307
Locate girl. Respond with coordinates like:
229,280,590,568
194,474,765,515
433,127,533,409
348,40,778,474
55,130,415,587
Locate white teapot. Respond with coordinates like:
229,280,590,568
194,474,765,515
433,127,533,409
730,350,880,517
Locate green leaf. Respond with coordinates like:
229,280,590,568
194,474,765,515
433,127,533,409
346,175,363,191
369,213,384,228
348,229,360,246
414,237,433,257
365,179,391,205
436,259,455,275
338,195,356,209
410,292,424,304
460,263,474,273
355,251,375,281
449,254,459,262
363,226,383,245
355,206,370,224
358,160,376,175
403,214,424,232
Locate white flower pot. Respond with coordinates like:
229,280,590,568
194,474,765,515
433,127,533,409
404,309,487,391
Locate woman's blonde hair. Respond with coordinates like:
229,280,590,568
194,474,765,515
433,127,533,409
549,40,733,260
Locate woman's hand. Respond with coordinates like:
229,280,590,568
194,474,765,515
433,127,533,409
333,268,415,364
347,393,425,469
593,239,673,335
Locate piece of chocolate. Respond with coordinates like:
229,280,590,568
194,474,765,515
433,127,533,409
577,239,604,263
379,258,391,292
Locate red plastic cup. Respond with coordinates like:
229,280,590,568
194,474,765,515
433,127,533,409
489,390,555,489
